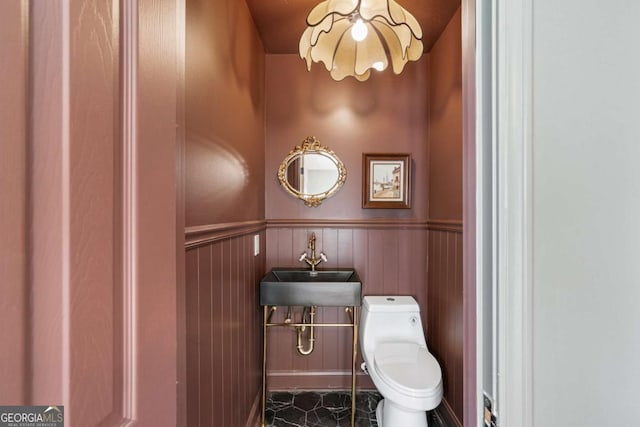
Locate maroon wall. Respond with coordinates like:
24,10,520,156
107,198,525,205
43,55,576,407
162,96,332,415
184,0,267,425
429,7,463,221
185,0,266,227
183,2,463,421
428,8,464,426
265,54,430,220
263,53,431,387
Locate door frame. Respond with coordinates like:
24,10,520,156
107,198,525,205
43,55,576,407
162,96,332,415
462,0,479,424
467,0,535,425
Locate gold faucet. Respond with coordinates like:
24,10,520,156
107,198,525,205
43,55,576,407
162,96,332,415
298,232,327,273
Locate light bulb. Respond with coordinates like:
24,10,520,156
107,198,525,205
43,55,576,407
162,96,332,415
351,19,368,41
372,61,385,71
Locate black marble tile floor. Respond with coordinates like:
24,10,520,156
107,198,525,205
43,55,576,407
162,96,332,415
265,391,445,427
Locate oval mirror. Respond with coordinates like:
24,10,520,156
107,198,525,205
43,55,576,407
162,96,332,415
277,136,347,207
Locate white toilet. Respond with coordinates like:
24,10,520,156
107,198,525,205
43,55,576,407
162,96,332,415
359,295,443,427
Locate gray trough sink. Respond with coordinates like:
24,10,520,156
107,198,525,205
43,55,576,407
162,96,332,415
259,268,361,307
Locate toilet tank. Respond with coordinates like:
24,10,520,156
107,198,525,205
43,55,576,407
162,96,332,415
360,296,427,358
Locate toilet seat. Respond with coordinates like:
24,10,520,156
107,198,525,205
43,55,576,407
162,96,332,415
374,342,442,399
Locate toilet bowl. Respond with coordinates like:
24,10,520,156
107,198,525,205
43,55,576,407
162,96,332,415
360,296,443,427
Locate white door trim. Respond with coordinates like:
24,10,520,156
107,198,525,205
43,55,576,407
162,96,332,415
494,0,534,425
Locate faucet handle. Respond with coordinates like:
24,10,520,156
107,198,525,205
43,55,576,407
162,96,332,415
299,253,308,262
320,252,328,262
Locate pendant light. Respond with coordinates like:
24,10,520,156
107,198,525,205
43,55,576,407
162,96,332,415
299,0,424,81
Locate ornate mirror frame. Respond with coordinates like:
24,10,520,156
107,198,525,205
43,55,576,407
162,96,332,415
277,136,347,207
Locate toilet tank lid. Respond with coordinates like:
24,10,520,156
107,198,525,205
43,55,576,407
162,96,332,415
363,296,420,312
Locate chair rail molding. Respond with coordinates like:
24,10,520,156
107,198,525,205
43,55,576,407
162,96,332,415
266,218,429,229
185,220,267,248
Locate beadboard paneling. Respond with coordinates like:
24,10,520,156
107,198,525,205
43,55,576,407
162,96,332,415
185,230,266,426
265,223,428,389
428,227,463,425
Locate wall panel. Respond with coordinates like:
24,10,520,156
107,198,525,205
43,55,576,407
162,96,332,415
185,228,266,426
265,221,428,389
427,225,463,426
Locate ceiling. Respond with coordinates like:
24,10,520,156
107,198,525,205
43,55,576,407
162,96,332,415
245,0,461,54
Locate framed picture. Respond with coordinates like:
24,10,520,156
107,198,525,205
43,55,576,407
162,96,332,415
362,153,411,209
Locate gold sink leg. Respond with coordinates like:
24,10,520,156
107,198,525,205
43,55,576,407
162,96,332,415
351,306,358,427
261,305,268,427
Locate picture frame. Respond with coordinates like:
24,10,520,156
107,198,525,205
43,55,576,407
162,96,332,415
362,153,412,209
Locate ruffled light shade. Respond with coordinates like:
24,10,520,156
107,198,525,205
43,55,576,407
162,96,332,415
299,0,423,81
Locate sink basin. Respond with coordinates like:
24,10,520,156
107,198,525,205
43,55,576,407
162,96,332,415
259,268,361,307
